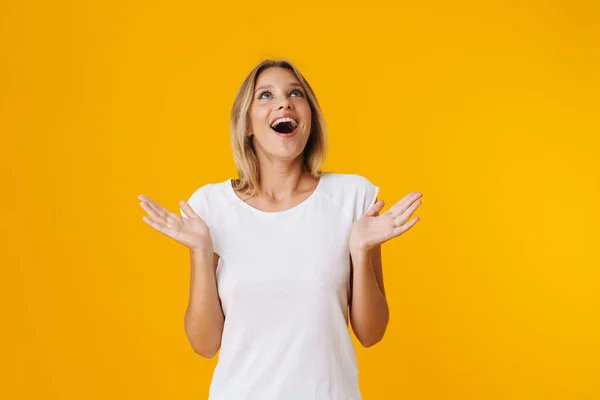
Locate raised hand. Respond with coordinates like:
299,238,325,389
138,194,213,252
349,192,422,253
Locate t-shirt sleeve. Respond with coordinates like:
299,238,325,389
180,185,211,227
352,175,380,222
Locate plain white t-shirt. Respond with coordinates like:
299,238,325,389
181,172,380,400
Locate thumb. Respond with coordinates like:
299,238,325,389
366,199,384,217
180,200,199,219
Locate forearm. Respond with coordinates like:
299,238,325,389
349,249,389,347
184,249,224,358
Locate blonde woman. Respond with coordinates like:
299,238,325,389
138,59,422,399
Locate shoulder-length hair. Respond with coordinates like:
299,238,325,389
230,58,328,197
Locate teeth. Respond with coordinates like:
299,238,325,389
270,117,298,129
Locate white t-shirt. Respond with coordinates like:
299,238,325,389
181,172,380,400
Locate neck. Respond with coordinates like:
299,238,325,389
256,155,309,199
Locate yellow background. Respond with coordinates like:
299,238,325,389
2,0,599,398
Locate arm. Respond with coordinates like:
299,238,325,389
137,192,225,358
348,190,422,347
184,249,224,358
349,243,389,347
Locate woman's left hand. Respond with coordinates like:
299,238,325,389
349,191,423,253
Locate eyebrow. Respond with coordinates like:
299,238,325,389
254,83,304,93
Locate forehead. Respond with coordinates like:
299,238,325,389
255,67,301,88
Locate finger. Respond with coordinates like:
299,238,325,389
148,198,180,221
142,216,170,235
389,216,420,239
394,199,422,226
401,216,420,231
389,192,422,217
140,201,167,223
141,199,167,219
180,200,199,219
139,195,170,219
365,199,385,217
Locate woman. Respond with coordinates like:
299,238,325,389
138,58,422,399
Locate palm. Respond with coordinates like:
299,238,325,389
350,191,423,252
138,194,212,251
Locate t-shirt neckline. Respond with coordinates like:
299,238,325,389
226,174,326,216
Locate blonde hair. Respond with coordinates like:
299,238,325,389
230,58,328,197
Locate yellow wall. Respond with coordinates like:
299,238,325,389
2,0,599,398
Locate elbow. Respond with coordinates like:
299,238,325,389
185,326,221,358
356,318,389,348
195,348,218,359
191,342,220,359
184,316,222,359
359,334,384,348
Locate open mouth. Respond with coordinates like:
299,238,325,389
270,117,298,134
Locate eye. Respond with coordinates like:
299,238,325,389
257,89,303,99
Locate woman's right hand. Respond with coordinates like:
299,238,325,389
138,194,213,253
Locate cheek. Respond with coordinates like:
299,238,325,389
291,99,308,116
249,107,269,126
300,106,312,128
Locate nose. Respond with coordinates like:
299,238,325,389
276,97,293,110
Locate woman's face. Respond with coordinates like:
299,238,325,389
248,67,312,162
